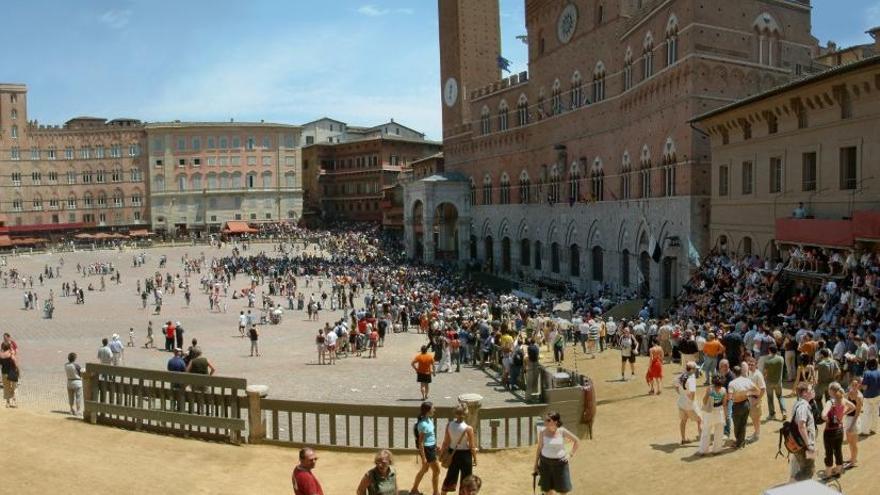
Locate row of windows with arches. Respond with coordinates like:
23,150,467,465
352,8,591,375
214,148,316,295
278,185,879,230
479,14,682,135
9,167,143,186
469,236,649,287
153,171,296,192
8,189,144,212
469,141,681,205
478,11,786,135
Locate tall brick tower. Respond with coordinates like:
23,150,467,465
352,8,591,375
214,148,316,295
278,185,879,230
438,0,502,139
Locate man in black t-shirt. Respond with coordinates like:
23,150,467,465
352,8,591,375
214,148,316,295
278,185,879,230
723,330,744,368
526,339,540,401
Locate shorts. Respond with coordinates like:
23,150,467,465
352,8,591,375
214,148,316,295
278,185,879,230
538,456,572,493
417,373,433,384
327,344,336,351
678,408,699,421
621,354,636,363
423,445,438,463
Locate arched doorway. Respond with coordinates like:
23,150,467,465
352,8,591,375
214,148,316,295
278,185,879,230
520,239,531,267
534,240,543,270
412,200,424,261
621,249,630,287
484,236,494,270
469,235,477,260
502,237,511,273
741,236,753,256
639,251,651,295
570,244,581,277
551,242,561,273
662,256,677,298
591,246,603,282
433,202,459,262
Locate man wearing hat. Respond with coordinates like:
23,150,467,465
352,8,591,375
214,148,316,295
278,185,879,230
109,333,124,366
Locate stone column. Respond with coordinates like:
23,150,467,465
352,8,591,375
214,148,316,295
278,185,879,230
457,217,471,266
246,384,269,444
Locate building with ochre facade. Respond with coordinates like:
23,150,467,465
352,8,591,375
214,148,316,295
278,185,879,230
406,0,820,306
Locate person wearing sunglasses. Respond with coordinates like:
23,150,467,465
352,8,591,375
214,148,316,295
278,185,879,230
357,449,397,495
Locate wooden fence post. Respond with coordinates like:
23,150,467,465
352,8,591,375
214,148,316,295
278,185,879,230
246,385,269,444
82,369,97,424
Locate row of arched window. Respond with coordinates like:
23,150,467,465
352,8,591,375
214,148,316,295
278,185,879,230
479,15,682,135
152,171,296,192
469,141,680,205
10,189,143,211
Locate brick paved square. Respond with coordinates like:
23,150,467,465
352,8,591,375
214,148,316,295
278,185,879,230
1,244,518,412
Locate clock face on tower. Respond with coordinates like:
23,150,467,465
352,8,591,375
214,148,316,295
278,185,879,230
444,77,459,108
557,4,578,44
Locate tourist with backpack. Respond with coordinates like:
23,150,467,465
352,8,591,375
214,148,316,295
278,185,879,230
788,382,817,482
409,401,440,495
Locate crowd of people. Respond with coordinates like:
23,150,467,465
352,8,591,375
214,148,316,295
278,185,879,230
6,218,880,491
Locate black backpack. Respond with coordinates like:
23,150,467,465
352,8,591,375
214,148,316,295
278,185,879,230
776,419,805,458
413,419,424,448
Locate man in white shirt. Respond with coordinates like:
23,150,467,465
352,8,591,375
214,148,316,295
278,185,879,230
605,317,618,348
238,311,248,338
728,365,759,448
325,329,338,365
745,357,766,442
109,334,124,365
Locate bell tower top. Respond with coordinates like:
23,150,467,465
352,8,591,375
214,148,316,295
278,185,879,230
438,0,501,139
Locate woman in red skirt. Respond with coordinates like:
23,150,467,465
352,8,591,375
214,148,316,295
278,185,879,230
646,337,664,395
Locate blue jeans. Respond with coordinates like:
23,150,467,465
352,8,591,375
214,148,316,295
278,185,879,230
702,356,718,384
509,364,522,391
767,383,786,417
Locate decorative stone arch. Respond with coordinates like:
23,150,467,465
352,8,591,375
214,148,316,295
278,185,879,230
643,31,654,50
640,144,652,167
753,12,781,34
622,150,632,172
481,217,495,240
571,70,582,84
594,61,606,76
545,219,560,246
624,46,633,63
666,14,679,35
564,220,579,248
480,105,490,117
500,172,510,185
518,93,528,105
552,78,561,91
662,137,677,165
736,235,755,256
498,99,509,112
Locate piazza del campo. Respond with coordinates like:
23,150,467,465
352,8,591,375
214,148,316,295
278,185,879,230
1,1,880,494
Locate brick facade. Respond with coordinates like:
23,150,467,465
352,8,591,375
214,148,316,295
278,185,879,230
410,0,820,305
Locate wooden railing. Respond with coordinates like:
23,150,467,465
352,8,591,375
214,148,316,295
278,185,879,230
256,399,546,452
79,364,560,451
82,363,248,444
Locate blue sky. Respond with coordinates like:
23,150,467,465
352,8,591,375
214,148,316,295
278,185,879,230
0,0,877,141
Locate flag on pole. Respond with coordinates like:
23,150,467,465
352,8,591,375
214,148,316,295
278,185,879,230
497,55,512,73
687,237,701,267
651,236,662,263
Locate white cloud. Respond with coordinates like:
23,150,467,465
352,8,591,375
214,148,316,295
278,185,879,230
99,9,132,30
357,5,413,17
